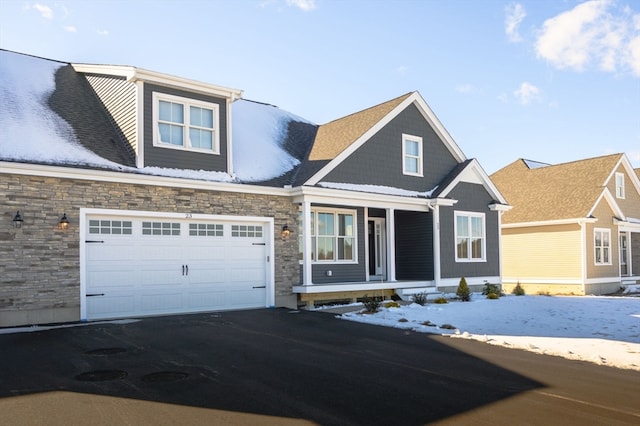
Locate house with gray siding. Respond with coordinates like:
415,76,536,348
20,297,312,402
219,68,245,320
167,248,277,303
1,49,509,326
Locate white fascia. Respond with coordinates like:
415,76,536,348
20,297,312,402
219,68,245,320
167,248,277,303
291,186,432,211
71,64,243,100
587,188,625,220
436,158,509,205
1,161,288,197
502,217,598,228
602,154,640,196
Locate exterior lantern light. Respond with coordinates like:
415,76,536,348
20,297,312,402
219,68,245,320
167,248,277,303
281,224,292,239
13,211,24,228
59,213,70,230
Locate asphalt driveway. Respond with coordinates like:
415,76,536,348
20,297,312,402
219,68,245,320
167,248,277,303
0,308,638,425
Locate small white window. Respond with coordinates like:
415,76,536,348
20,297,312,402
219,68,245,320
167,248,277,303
615,173,625,199
402,134,423,176
594,228,611,265
142,221,181,236
153,92,220,154
454,211,486,262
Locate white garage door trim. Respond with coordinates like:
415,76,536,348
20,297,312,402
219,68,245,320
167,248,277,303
79,208,275,321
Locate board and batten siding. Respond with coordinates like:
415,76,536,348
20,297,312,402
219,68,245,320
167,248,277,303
84,74,138,157
502,224,582,280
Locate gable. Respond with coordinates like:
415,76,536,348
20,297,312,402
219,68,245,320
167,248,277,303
603,160,640,219
318,103,459,192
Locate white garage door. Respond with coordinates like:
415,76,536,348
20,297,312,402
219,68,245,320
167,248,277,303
84,215,269,320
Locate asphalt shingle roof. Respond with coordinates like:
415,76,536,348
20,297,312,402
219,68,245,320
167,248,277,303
490,153,623,224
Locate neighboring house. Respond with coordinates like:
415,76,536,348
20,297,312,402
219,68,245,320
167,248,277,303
491,154,640,296
1,50,508,327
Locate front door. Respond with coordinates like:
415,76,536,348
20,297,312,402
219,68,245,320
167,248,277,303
368,218,386,279
620,233,628,276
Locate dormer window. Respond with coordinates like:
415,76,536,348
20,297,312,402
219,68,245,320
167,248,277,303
153,93,219,154
615,172,625,199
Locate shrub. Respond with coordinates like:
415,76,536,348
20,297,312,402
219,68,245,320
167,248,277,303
512,282,525,296
384,301,400,308
361,295,382,313
434,297,448,304
456,277,471,301
486,292,499,299
412,292,428,306
482,283,503,297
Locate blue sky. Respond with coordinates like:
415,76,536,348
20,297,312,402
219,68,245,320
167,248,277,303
1,0,638,173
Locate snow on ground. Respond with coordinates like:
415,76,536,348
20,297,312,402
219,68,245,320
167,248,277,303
339,294,640,371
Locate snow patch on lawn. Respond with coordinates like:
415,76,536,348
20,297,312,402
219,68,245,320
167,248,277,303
339,294,640,371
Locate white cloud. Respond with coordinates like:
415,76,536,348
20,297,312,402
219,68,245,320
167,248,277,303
96,29,109,36
32,3,53,20
455,84,476,94
535,0,640,77
396,65,409,75
505,3,526,43
513,82,542,105
286,0,316,11
63,25,76,33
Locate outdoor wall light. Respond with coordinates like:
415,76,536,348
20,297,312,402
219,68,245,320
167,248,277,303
59,213,70,230
12,211,24,228
281,224,292,239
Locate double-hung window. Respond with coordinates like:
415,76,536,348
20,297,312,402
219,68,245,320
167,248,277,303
594,228,611,265
153,93,219,154
615,173,625,199
402,134,423,176
299,209,356,262
455,211,485,262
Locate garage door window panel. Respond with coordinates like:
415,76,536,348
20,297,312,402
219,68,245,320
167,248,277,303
89,219,132,235
189,223,223,237
142,221,181,236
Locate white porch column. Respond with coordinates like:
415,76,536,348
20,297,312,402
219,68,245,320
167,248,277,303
302,200,313,286
433,205,441,288
386,208,396,281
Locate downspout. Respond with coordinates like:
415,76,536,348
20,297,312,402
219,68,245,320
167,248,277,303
427,202,440,288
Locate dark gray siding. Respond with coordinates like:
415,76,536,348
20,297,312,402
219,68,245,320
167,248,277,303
440,182,500,278
321,104,459,192
143,83,228,172
395,211,434,280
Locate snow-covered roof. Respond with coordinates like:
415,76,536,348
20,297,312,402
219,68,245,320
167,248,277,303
318,182,437,198
0,50,314,184
232,99,314,182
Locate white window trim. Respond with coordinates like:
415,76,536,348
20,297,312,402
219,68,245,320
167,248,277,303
594,228,612,265
302,207,358,264
454,211,486,262
402,133,423,177
152,92,220,155
615,172,625,199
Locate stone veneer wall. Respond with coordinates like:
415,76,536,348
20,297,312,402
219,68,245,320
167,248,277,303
1,173,300,326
